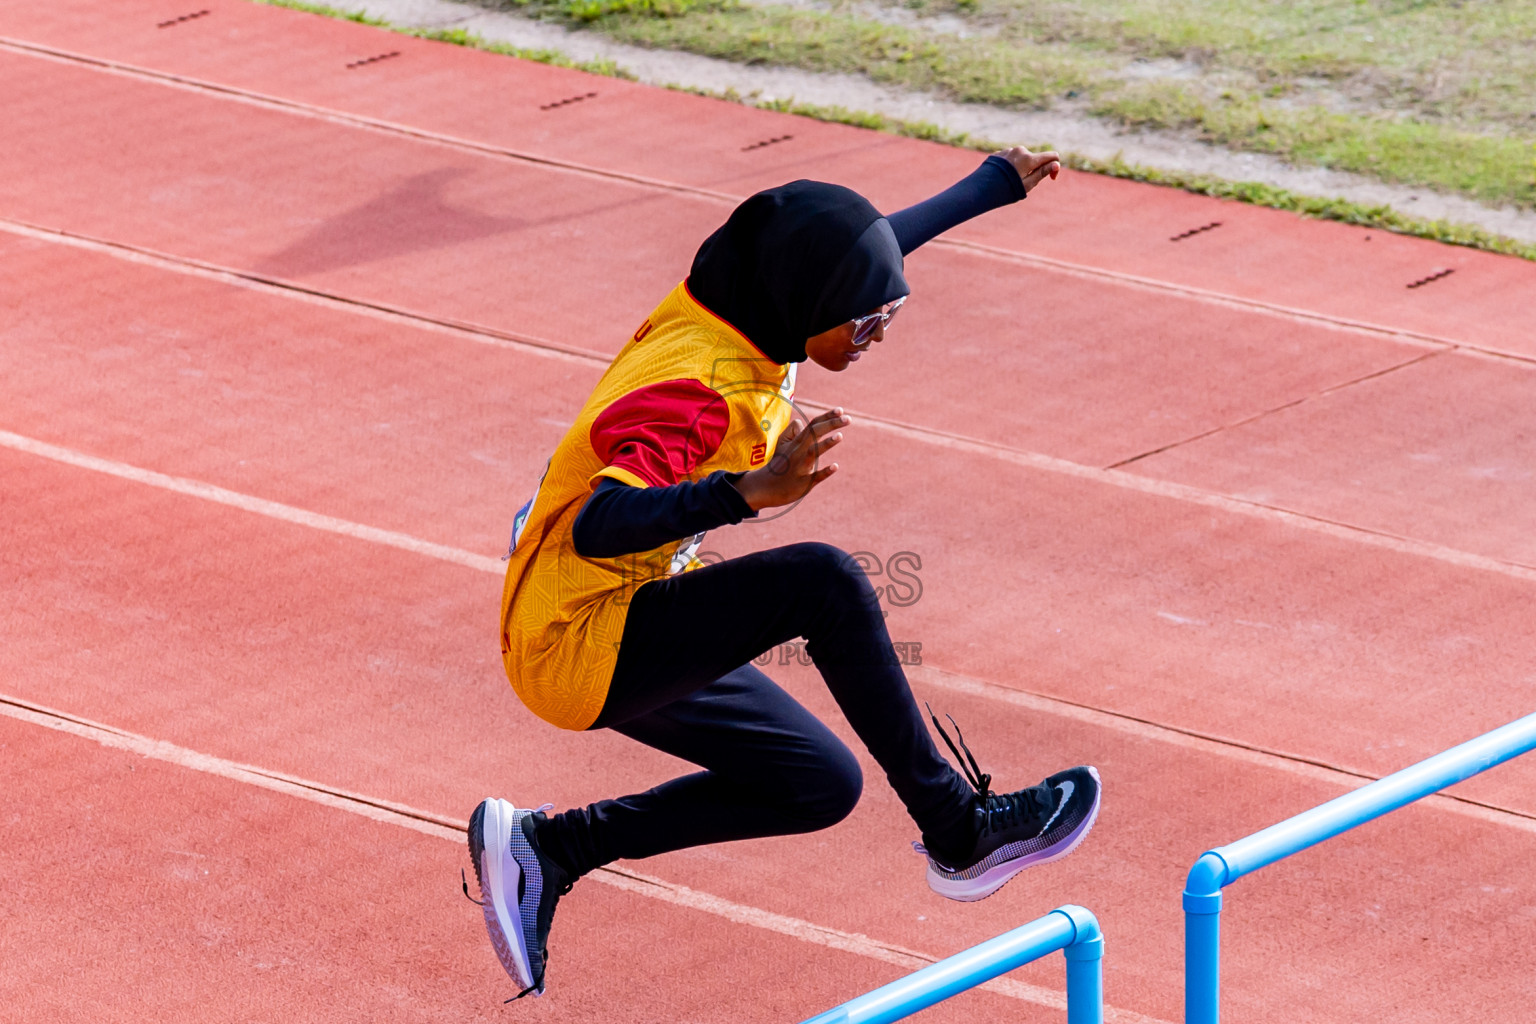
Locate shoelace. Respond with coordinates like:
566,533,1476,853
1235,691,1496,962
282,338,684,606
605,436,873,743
926,703,993,803
924,705,1050,842
979,788,1042,836
911,705,993,864
460,868,483,906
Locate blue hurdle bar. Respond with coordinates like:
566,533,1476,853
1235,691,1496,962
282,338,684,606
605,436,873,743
1183,710,1536,1024
797,905,1103,1024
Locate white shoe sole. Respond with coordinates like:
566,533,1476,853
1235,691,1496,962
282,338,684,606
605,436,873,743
928,769,1102,903
476,798,537,991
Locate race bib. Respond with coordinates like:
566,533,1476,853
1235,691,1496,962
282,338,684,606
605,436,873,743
505,460,549,559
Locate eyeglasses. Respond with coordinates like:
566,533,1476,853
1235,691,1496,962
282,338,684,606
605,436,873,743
850,296,906,347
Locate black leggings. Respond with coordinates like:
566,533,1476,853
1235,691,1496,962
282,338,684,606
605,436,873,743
534,542,976,879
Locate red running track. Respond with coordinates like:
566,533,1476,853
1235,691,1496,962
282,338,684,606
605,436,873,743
6,0,1536,358
2,2,1535,1021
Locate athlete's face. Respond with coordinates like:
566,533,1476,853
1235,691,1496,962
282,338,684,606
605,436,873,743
805,303,893,372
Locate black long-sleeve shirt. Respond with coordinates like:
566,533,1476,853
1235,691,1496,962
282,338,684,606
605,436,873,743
571,155,1028,560
574,471,755,559
887,153,1026,254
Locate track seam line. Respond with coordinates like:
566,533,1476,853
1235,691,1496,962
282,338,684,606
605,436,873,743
3,429,1534,835
2,34,1532,365
1104,348,1448,469
5,217,1536,586
0,217,605,368
0,691,1167,1024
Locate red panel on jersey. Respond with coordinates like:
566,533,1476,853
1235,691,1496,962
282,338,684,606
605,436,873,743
589,379,731,487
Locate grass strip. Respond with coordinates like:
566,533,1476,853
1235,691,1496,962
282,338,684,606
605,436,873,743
595,5,1097,109
601,4,1534,211
1096,81,1536,210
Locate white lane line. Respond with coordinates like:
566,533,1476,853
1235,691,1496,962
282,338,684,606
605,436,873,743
0,692,1167,1024
5,216,1536,589
1,34,1527,365
4,428,1534,836
935,236,1528,362
0,429,503,574
908,667,1536,837
813,407,1536,585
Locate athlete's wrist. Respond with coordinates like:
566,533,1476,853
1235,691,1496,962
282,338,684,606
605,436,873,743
732,469,771,512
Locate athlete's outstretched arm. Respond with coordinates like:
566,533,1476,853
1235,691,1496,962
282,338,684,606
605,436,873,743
886,146,1060,255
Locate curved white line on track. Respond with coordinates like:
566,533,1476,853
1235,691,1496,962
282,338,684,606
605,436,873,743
4,428,1533,835
0,691,1168,1024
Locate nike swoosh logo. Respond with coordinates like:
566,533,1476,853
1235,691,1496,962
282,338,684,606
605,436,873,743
1037,779,1074,836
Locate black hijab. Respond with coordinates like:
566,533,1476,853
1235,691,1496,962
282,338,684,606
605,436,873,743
687,180,909,365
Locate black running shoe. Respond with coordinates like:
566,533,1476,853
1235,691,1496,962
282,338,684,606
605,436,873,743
467,798,571,999
916,709,1102,902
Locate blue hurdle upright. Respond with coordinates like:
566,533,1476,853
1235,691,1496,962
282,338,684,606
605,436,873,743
797,904,1103,1024
1183,710,1536,1024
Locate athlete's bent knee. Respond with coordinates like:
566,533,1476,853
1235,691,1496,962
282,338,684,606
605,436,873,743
794,742,864,830
785,542,878,608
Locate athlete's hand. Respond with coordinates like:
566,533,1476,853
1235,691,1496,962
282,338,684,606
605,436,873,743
734,408,849,512
998,145,1061,193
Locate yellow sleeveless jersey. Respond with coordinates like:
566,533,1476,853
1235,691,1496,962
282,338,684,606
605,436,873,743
500,281,798,730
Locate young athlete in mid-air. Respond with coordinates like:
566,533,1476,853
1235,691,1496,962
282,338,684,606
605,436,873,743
469,146,1102,998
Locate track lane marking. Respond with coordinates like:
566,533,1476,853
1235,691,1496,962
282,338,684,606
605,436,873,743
907,667,1536,836
4,429,1534,836
5,217,1536,587
0,34,1529,365
808,405,1536,584
0,692,1167,1024
0,429,504,573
